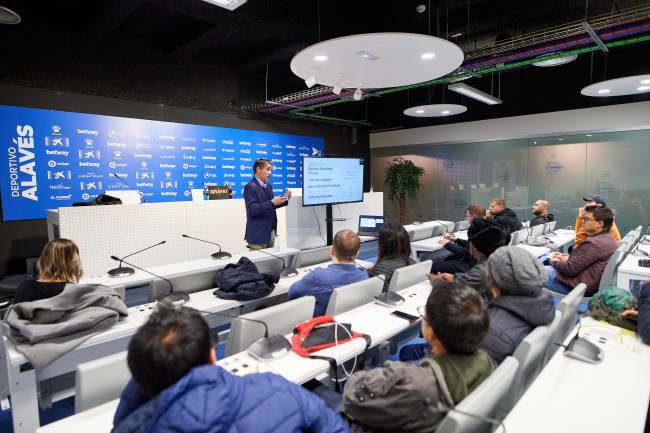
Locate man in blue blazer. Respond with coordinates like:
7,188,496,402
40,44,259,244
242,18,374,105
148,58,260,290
243,158,291,249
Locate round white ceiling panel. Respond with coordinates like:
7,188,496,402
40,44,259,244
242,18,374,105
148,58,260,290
290,33,464,89
403,104,467,117
581,74,650,97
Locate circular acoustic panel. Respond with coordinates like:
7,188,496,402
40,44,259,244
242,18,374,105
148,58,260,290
404,104,467,117
290,33,464,89
532,53,577,67
581,74,650,97
0,7,21,25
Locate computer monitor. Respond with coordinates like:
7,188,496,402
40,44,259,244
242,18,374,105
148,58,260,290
358,215,384,237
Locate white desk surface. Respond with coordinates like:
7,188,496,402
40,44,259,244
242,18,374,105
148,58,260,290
500,317,650,433
411,230,469,253
35,280,433,433
80,246,299,289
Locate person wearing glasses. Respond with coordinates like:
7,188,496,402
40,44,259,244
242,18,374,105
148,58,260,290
575,194,621,247
544,205,618,296
342,282,495,433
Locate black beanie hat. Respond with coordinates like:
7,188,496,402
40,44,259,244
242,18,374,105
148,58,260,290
467,218,510,256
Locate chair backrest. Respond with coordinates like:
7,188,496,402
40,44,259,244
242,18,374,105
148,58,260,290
547,220,557,233
530,223,544,237
75,351,130,413
411,228,433,242
387,260,432,292
325,277,383,316
514,228,528,245
509,230,519,245
149,268,220,302
294,246,331,269
598,247,624,290
542,309,563,364
500,325,553,413
431,224,447,238
454,220,470,232
554,283,587,346
226,296,316,356
435,356,519,433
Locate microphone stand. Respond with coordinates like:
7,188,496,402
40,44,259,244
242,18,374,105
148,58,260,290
110,255,189,304
247,245,298,278
182,234,232,259
111,172,145,203
108,240,166,278
358,261,405,307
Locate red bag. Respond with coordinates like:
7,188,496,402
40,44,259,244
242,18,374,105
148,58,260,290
291,316,368,357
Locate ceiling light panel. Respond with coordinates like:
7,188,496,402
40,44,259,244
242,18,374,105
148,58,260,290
448,83,502,105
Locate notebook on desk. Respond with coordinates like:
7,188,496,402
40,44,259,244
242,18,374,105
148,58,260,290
358,215,384,237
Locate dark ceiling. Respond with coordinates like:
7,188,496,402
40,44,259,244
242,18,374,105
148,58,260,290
1,0,649,131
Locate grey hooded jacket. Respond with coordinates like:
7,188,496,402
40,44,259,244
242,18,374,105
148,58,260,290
2,283,128,370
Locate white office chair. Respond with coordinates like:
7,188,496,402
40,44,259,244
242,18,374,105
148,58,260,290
547,283,587,358
325,277,383,316
547,220,557,233
75,351,131,413
149,268,219,302
431,224,447,238
226,296,316,356
542,310,563,365
410,229,432,242
454,220,470,232
498,325,552,414
512,228,528,245
294,246,331,269
435,356,519,433
387,260,432,292
598,246,625,291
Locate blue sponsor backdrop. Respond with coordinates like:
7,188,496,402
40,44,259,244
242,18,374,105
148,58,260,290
0,104,323,221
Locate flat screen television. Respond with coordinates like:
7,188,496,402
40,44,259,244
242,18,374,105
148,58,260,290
302,157,364,206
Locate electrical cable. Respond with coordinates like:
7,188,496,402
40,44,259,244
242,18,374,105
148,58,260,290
313,206,326,244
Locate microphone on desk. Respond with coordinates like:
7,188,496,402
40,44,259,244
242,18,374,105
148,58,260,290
431,220,449,236
246,245,298,278
181,234,232,259
108,241,166,278
360,262,405,307
110,172,145,203
109,255,190,304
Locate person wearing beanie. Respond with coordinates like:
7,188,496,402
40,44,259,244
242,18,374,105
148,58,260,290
427,218,510,300
480,246,555,364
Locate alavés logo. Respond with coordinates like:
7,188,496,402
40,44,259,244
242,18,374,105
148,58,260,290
8,125,38,201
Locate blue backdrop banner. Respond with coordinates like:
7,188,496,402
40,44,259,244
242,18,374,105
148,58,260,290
0,104,323,221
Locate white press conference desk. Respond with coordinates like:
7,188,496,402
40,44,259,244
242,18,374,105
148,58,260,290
616,240,650,289
37,280,433,433
6,255,373,433
499,317,650,433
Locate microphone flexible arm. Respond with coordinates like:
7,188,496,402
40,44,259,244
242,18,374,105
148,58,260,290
119,241,166,268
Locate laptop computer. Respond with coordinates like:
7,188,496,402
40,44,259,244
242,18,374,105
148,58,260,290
358,215,384,237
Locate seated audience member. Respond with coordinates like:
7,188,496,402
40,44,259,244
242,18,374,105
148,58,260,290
289,230,368,316
530,200,555,227
13,239,83,304
370,223,415,291
427,218,509,299
487,197,523,233
622,282,650,345
113,305,350,433
429,203,486,274
480,246,555,363
575,194,621,246
545,205,618,296
342,282,495,433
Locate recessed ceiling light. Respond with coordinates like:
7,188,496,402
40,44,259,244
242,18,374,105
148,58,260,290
314,55,328,62
448,83,502,105
451,33,463,38
637,86,650,91
597,89,611,94
441,110,451,114
415,109,425,114
641,79,650,84
421,53,436,60
404,104,467,117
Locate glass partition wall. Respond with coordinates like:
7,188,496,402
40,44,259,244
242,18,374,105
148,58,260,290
371,129,650,235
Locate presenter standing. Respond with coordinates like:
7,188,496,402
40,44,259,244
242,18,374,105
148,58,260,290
244,158,291,250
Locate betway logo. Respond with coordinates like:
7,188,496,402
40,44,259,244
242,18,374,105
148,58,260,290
77,128,98,136
158,135,175,140
286,145,296,149
239,141,252,146
46,149,69,157
221,165,235,170
136,182,154,188
255,150,267,155
202,155,216,160
106,141,127,148
181,145,196,151
160,163,176,169
286,166,296,171
182,173,198,178
134,153,152,159
271,158,282,163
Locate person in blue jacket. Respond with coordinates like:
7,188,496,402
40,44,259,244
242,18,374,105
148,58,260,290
289,230,368,317
112,304,351,433
244,158,290,250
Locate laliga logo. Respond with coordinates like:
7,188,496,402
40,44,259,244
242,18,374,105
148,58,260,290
51,125,61,134
82,193,90,200
109,161,117,168
184,190,191,197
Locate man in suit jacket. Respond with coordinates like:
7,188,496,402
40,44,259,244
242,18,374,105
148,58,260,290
244,158,291,250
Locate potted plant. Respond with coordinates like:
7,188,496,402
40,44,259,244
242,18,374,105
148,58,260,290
384,157,425,225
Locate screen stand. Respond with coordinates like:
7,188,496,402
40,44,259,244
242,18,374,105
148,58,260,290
326,204,333,245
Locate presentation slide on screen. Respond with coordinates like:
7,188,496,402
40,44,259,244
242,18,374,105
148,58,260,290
302,157,364,206
0,104,324,221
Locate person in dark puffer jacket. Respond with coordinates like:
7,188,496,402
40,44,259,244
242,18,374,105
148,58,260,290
112,304,350,433
488,197,523,233
480,246,556,364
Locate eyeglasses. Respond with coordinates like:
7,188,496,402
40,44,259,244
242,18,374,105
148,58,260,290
581,216,594,222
